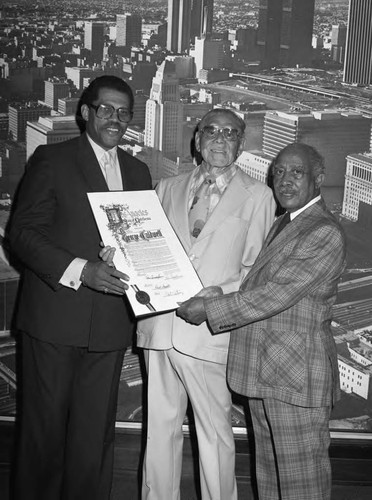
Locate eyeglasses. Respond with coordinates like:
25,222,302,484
89,103,133,123
200,126,242,142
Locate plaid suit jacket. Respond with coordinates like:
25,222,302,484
205,199,346,407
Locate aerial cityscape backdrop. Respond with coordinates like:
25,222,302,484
1,0,372,434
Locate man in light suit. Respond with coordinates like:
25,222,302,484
9,75,151,500
178,143,347,500
138,108,276,500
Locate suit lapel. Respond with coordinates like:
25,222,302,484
117,148,128,189
191,170,256,243
246,200,328,283
168,173,195,251
77,133,108,192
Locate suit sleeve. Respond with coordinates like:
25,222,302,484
219,186,276,294
9,148,75,290
205,221,346,334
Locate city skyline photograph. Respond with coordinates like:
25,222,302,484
0,0,372,443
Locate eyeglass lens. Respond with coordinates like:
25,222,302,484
202,126,240,141
95,104,131,122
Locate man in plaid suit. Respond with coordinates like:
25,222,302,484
178,143,347,500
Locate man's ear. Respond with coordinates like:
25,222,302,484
195,131,201,152
237,136,245,156
315,173,325,189
81,104,89,122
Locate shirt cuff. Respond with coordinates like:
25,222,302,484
59,258,87,290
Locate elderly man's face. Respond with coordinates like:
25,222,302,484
195,112,244,170
273,148,324,213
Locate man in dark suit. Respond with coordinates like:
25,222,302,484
177,143,346,500
9,75,152,500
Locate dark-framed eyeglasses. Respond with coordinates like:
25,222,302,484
200,125,242,142
89,103,133,123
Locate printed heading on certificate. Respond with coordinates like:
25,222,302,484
88,190,203,317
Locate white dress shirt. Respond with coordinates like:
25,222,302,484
59,135,123,290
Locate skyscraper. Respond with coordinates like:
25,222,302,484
8,103,51,142
144,59,183,159
44,78,70,111
331,24,347,64
343,0,372,85
190,0,213,40
342,152,372,221
262,110,372,189
167,0,192,53
190,37,229,78
116,13,142,48
84,21,105,63
257,0,315,68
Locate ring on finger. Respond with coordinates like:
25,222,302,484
104,287,108,294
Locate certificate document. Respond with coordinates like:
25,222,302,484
88,190,203,317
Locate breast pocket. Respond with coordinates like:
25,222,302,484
257,328,306,392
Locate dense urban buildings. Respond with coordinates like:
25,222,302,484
1,0,372,437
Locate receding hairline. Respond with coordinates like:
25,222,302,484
275,143,325,176
198,108,246,134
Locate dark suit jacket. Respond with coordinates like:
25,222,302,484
9,133,152,351
205,200,347,408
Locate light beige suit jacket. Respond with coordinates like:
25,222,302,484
137,167,276,364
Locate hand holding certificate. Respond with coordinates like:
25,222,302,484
88,190,203,317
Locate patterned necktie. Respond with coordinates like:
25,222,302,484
102,150,122,191
269,212,291,244
189,179,213,239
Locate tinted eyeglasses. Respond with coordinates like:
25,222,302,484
200,125,242,142
89,103,133,123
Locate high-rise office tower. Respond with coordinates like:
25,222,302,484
116,13,142,48
44,78,70,111
190,0,213,40
257,0,315,68
8,103,51,142
190,37,229,78
84,21,105,63
262,110,372,188
167,0,192,53
342,152,372,221
144,60,183,158
343,0,372,85
331,24,347,64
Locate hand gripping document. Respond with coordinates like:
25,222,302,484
88,190,203,317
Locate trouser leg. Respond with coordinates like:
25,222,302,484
142,349,188,500
168,348,237,500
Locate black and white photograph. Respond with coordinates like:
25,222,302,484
0,1,372,499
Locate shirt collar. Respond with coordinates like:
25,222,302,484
290,195,321,220
197,161,237,193
86,133,117,163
